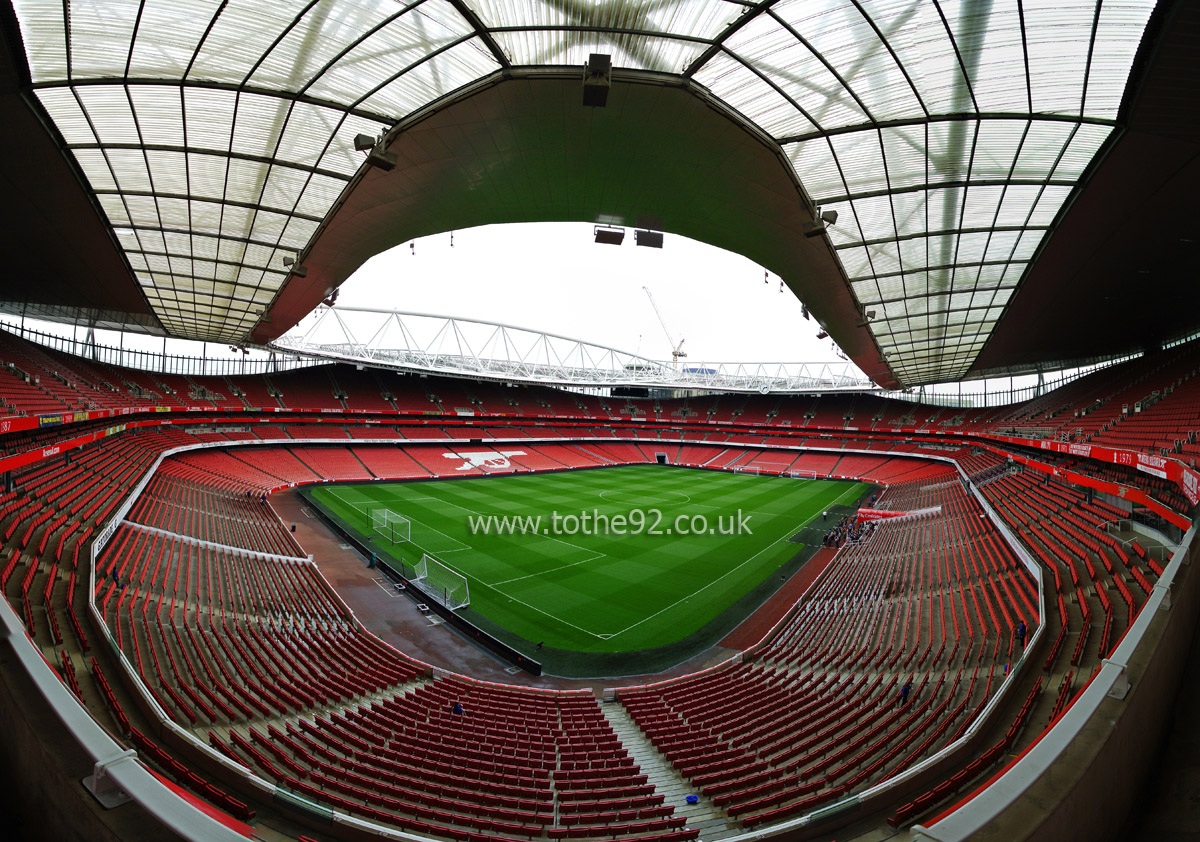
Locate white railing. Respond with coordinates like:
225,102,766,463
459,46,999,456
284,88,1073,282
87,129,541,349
272,306,873,394
0,322,322,377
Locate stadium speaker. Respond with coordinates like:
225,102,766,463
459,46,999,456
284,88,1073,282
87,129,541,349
583,53,612,107
366,146,397,171
281,255,307,276
635,229,664,249
354,133,396,171
802,209,839,238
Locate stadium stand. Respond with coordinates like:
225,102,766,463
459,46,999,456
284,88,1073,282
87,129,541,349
0,337,1195,842
271,367,346,412
333,367,398,412
619,482,1036,828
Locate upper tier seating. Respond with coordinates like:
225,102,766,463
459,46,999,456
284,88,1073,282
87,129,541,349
2,326,1200,466
271,367,345,412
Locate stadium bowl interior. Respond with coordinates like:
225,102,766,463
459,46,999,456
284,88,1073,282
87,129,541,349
1,2,1199,842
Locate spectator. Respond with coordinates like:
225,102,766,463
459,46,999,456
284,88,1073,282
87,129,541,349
1016,620,1027,649
899,681,911,705
452,701,463,716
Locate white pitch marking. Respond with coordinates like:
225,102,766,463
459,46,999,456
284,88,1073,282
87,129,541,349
598,486,862,641
327,487,470,551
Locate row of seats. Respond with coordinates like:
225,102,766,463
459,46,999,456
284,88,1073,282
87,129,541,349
619,480,1035,827
128,474,304,557
979,468,1160,671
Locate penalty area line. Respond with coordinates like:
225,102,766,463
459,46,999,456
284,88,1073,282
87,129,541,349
489,553,607,586
327,487,471,552
473,577,608,640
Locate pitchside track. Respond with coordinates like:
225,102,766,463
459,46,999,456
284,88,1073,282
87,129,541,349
309,465,868,655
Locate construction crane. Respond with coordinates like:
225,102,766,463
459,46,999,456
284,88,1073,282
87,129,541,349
643,286,687,362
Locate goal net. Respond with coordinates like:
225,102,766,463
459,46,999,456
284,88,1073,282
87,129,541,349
788,469,821,480
412,553,470,610
371,509,411,544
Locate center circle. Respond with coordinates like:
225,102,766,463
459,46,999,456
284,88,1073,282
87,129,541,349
598,489,692,506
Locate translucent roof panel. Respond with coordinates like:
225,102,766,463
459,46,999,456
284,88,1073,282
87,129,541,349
9,0,1157,377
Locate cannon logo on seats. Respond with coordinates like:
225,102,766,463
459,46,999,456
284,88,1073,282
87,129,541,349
444,450,526,471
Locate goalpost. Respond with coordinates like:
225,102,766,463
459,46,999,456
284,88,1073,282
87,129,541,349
412,553,470,611
788,469,821,480
371,509,411,544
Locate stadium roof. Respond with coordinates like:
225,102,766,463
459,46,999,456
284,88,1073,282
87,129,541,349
0,0,1190,389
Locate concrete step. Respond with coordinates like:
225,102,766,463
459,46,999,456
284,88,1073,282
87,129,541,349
209,674,428,744
601,698,742,841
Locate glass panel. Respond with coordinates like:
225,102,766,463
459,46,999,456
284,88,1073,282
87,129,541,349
36,89,97,144
304,1,480,103
475,0,733,71
693,52,817,137
128,1,227,79
786,138,846,201
358,38,503,117
725,12,868,130
1084,1,1157,119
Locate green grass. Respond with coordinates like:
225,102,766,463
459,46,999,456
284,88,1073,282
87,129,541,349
309,465,867,654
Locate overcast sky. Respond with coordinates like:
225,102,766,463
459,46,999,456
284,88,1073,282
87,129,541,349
322,221,857,369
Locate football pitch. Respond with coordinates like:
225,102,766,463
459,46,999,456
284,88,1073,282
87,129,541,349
308,465,868,655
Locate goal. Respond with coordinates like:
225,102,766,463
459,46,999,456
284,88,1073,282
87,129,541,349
412,553,470,611
788,469,822,480
371,509,411,544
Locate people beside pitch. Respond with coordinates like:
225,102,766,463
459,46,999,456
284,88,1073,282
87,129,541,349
822,516,875,548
